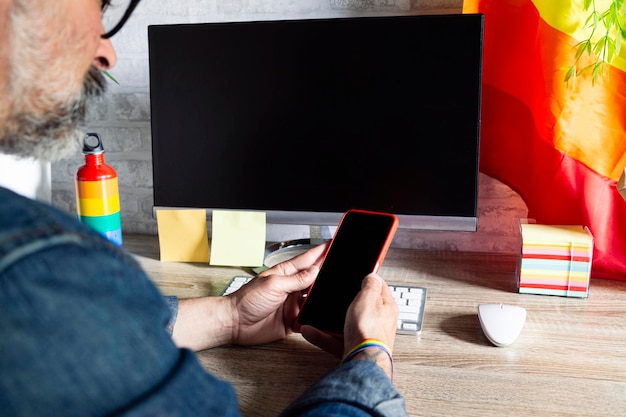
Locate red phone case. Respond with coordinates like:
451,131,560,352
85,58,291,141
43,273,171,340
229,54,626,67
296,209,399,334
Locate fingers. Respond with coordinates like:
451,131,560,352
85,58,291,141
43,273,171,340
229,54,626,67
272,263,319,295
258,242,328,278
300,325,344,358
252,243,326,295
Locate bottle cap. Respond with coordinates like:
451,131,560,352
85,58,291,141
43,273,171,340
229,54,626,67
83,133,105,154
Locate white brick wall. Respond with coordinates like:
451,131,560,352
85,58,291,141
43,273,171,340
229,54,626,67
51,0,529,253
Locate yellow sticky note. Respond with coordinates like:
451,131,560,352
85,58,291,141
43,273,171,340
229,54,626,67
156,209,209,262
210,210,266,267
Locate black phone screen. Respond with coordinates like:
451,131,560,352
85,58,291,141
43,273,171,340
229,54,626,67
297,210,397,334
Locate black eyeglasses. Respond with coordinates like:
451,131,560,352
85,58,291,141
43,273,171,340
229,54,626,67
101,0,142,39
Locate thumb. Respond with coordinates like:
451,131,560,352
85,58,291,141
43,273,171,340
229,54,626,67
362,273,384,291
280,264,319,294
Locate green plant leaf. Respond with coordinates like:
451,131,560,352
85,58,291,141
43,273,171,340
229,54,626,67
575,40,591,58
567,0,626,84
102,70,120,85
565,65,577,83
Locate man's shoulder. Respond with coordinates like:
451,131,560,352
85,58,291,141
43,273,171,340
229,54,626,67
0,186,124,266
0,187,82,236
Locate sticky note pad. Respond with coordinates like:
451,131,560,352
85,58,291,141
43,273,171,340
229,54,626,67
156,209,209,262
210,211,266,267
519,222,593,298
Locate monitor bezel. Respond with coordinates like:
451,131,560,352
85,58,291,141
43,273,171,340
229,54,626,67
148,14,483,233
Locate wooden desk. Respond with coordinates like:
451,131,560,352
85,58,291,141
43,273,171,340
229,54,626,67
125,234,626,417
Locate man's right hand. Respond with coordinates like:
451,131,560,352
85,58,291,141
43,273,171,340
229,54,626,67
300,273,399,379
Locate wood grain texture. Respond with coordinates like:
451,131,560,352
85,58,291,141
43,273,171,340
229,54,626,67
126,234,626,417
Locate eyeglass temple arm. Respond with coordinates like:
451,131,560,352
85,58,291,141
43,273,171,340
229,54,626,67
101,0,141,39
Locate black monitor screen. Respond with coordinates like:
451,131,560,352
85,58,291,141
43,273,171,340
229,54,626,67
149,14,483,230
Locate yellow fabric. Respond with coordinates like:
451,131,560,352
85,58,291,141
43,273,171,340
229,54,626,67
532,0,626,72
465,0,626,72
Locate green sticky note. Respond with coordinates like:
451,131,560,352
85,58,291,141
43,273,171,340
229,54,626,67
210,211,266,267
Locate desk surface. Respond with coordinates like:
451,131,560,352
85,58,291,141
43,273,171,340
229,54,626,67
125,234,626,417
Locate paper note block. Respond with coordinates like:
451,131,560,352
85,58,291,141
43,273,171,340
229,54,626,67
156,209,209,262
519,222,593,298
210,210,266,267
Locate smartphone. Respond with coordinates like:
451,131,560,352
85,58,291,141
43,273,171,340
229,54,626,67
297,209,399,335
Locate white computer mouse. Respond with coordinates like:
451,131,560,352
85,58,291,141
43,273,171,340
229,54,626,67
477,304,527,347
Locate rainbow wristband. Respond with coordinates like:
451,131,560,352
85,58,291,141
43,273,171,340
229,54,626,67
342,338,394,378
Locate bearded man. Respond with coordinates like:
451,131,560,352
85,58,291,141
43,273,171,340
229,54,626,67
0,2,406,416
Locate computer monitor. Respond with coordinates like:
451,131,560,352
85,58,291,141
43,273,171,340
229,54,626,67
148,13,483,232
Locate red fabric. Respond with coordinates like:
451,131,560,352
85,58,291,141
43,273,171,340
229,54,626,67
467,0,626,280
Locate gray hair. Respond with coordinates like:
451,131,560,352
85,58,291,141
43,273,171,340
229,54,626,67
0,2,106,161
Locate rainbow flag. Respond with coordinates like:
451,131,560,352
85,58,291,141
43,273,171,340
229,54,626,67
464,0,626,280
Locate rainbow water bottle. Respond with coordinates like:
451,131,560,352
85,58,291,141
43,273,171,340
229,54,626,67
74,133,123,246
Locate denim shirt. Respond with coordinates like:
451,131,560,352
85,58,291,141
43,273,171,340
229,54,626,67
0,187,407,417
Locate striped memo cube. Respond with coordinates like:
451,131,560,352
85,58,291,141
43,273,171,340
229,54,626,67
519,223,594,298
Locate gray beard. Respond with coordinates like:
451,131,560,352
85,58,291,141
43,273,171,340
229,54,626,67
0,67,106,162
